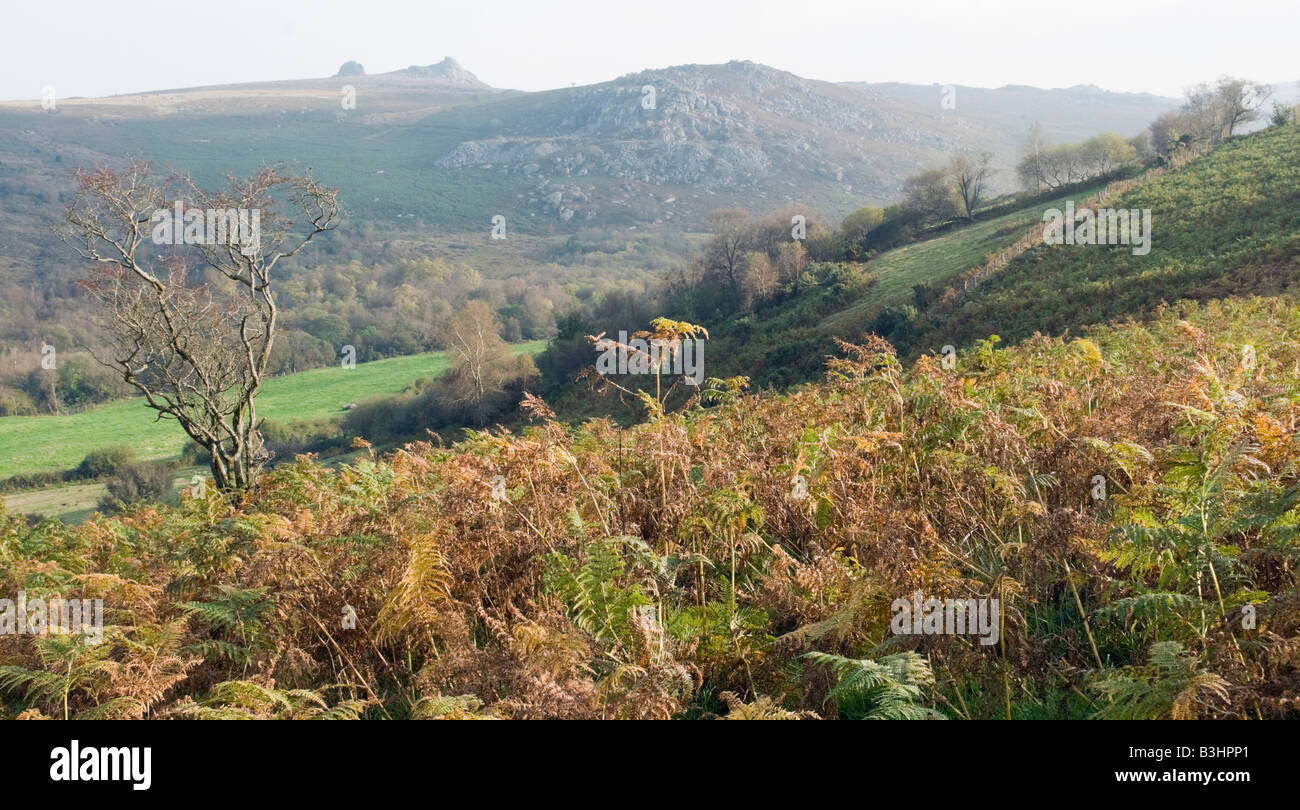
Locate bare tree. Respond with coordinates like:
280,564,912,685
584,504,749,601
1155,77,1271,155
1016,124,1051,190
65,162,341,490
703,209,751,293
441,300,531,426
950,151,994,220
774,241,807,285
1211,77,1271,138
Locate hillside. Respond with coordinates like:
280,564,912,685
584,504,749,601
910,122,1300,355
3,295,1297,719
3,105,1299,723
0,59,1176,235
0,61,1182,356
849,81,1179,143
686,183,1110,388
684,121,1300,394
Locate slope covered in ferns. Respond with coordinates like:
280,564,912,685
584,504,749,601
2,295,1298,719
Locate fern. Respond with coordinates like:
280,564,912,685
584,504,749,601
166,680,371,720
1092,642,1230,719
804,651,946,720
718,692,818,720
411,693,496,720
543,537,651,645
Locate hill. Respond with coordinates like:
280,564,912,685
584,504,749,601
3,116,1299,722
0,60,1178,234
910,121,1300,355
674,120,1300,394
3,295,1297,719
848,81,1179,143
686,183,1110,389
0,60,1183,360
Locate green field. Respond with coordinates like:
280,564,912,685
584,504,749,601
0,341,545,479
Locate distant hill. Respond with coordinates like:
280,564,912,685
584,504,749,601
0,59,1187,354
390,57,493,89
843,81,1180,143
0,59,1181,234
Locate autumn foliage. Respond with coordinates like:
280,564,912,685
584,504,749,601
3,297,1299,719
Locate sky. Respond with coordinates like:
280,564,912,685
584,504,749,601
2,0,1296,101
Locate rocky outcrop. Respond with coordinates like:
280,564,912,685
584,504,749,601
335,60,365,77
433,61,978,194
392,57,490,89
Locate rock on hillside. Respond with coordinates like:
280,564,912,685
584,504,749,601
390,57,491,89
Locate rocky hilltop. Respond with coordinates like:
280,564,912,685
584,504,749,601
390,57,492,89
433,61,997,197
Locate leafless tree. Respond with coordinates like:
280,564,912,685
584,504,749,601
703,209,752,292
950,151,994,220
442,299,531,426
1153,77,1272,155
1015,124,1051,190
1211,77,1271,138
65,162,341,490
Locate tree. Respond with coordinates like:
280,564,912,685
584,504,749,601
66,163,341,490
1270,101,1297,127
774,241,807,285
1151,77,1271,156
1080,132,1137,176
1206,77,1271,140
838,205,885,259
440,300,535,425
1128,130,1154,162
949,151,994,220
742,251,777,303
1149,110,1193,158
702,209,752,295
903,168,960,224
1015,124,1052,190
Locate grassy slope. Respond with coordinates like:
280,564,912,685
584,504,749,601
696,185,1107,388
913,122,1300,354
0,341,544,478
818,186,1108,336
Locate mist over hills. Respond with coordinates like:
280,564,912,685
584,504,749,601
846,80,1179,143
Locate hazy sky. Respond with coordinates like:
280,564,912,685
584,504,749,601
3,0,1296,101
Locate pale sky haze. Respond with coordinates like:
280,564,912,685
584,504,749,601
2,0,1295,101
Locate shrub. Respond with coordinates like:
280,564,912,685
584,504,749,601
97,461,174,514
0,386,37,416
262,417,347,460
74,446,135,480
178,442,212,468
